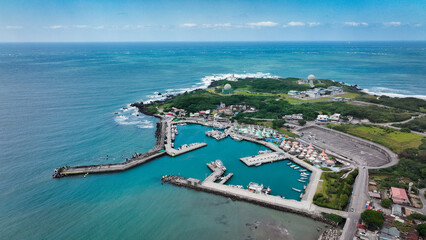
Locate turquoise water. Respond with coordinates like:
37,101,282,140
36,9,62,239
1,42,425,239
172,124,309,199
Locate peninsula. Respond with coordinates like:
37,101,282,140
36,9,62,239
53,75,426,240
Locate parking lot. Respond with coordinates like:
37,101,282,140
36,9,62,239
298,126,390,167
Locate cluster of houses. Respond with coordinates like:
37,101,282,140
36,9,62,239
288,86,343,98
280,141,336,167
357,184,423,240
166,107,187,118
186,102,256,118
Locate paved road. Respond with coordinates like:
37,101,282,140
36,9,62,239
340,167,369,240
417,188,426,215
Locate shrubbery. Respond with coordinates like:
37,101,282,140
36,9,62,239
313,169,358,210
381,199,392,208
361,210,384,228
321,213,343,223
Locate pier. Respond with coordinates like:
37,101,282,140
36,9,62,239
53,116,207,178
167,142,207,157
162,174,347,225
240,152,287,166
219,173,233,184
53,151,166,178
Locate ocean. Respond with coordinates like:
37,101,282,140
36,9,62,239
0,42,425,239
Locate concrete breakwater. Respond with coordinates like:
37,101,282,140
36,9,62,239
53,117,206,178
53,117,168,178
162,175,338,226
53,151,166,178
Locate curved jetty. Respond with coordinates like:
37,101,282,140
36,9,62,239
53,116,206,178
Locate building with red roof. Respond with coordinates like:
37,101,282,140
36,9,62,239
390,187,410,205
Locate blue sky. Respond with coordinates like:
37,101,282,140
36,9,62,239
0,0,425,42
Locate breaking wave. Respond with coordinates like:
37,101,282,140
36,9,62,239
362,87,426,100
114,104,155,128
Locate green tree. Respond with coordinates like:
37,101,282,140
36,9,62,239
272,119,286,129
361,210,384,228
381,199,392,208
417,223,426,237
400,128,411,133
298,119,307,126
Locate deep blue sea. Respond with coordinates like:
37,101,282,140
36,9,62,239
1,42,425,240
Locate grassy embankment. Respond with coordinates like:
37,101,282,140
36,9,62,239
355,93,426,113
314,169,359,210
393,116,426,133
328,124,426,191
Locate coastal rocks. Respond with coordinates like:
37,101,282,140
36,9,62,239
245,220,290,240
318,228,340,240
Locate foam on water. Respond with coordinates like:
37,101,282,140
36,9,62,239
114,105,155,128
363,87,426,100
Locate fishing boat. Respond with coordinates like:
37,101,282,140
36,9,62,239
215,159,227,171
292,187,302,192
247,182,271,194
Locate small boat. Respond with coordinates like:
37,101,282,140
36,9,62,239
84,173,89,178
255,163,262,167
292,187,302,192
298,179,306,183
215,159,227,171
248,182,271,194
299,169,307,172
294,166,300,170
287,162,292,166
114,112,119,114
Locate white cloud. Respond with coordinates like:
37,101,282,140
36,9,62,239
344,22,368,27
247,21,279,27
201,23,232,28
308,22,320,27
384,22,401,26
49,25,65,29
6,25,23,29
180,23,197,28
73,25,89,29
287,21,305,27
93,25,105,29
414,23,422,27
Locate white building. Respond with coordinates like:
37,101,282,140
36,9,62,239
329,113,341,121
316,115,329,122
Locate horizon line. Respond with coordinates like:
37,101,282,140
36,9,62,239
1,40,426,43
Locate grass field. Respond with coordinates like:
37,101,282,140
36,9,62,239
339,93,359,99
313,170,358,210
329,124,424,153
286,97,332,104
